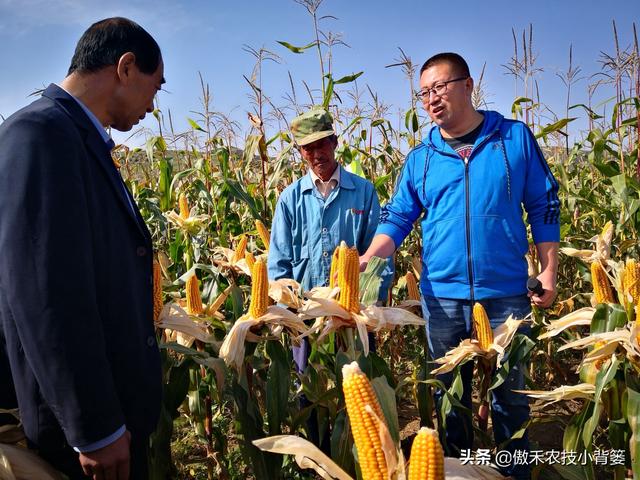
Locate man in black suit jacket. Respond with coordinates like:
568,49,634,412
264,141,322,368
0,17,165,480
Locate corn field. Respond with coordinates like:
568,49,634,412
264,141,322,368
14,5,639,480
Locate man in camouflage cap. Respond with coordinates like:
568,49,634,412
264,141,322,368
268,106,391,449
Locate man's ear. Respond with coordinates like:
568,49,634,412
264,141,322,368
116,52,137,84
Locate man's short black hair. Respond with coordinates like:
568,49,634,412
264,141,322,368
68,17,161,76
419,52,471,78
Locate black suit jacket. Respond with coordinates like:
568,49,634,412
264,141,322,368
0,84,161,450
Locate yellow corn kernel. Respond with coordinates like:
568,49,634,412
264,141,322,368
406,271,420,301
178,193,190,219
591,261,616,304
408,427,445,480
153,258,163,324
636,298,640,345
249,259,268,318
245,252,256,273
329,246,340,288
338,242,360,314
342,362,388,480
623,259,640,304
255,219,271,251
186,274,204,315
233,235,248,263
472,302,493,350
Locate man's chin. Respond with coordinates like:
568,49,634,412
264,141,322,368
110,123,134,132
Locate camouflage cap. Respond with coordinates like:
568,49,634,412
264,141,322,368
290,107,335,146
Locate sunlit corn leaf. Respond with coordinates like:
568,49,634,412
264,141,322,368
157,302,216,346
212,246,253,276
431,316,522,375
269,278,304,309
219,306,307,372
537,307,596,339
164,210,209,236
253,435,354,480
557,329,629,353
513,383,596,406
0,443,63,480
560,221,613,263
297,286,424,356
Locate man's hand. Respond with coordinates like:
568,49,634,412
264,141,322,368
358,255,369,273
529,269,557,308
79,430,131,480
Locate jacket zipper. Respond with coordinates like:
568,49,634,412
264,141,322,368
460,128,498,306
463,155,474,305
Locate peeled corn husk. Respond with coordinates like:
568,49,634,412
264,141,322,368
0,443,63,480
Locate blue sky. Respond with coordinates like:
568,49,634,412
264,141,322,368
0,0,638,147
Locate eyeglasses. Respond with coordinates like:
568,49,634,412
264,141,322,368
415,77,469,102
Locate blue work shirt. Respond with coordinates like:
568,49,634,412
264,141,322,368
268,165,392,297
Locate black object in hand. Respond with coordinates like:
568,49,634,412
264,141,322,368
527,277,545,296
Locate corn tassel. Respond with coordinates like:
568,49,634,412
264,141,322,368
178,193,190,219
329,246,340,288
245,252,256,273
406,271,420,301
233,235,248,263
249,259,268,318
255,219,270,251
153,258,163,323
472,302,493,350
342,362,388,480
408,427,445,480
338,242,360,313
186,274,204,315
591,261,615,304
623,259,640,304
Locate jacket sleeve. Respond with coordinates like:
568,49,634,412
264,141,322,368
521,125,560,243
267,194,294,281
0,115,125,446
358,183,394,301
375,150,424,249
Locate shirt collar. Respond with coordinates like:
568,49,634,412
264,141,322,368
302,164,355,192
57,84,115,150
309,164,340,186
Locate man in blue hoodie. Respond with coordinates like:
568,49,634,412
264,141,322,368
360,52,559,480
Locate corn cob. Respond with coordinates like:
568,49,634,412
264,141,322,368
186,273,204,315
178,193,190,219
338,242,360,313
408,427,445,480
591,261,615,304
406,271,420,301
153,258,163,323
472,302,493,350
245,252,256,273
233,235,248,263
623,259,640,304
255,219,271,251
635,297,640,346
249,259,268,318
342,362,388,480
329,246,340,288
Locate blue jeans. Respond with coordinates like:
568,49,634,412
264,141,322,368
422,294,531,480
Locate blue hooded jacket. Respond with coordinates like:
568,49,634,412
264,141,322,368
376,110,560,300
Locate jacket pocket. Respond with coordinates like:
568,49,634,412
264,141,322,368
472,216,527,284
422,216,467,284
